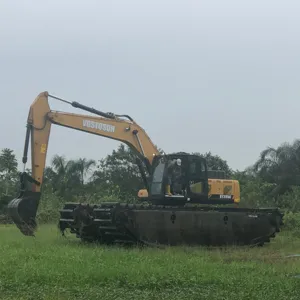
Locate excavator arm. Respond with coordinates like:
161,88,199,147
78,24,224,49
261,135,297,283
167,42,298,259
7,91,160,236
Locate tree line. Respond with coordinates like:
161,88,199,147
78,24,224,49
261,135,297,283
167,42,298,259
1,140,300,224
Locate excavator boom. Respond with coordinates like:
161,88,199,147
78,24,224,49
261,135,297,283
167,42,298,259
7,91,159,235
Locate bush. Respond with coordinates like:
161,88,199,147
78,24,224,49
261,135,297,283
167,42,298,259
282,212,300,233
276,186,300,212
36,193,64,224
238,179,276,208
0,195,13,214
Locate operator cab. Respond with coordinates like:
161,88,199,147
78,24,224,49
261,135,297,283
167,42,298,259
148,153,209,206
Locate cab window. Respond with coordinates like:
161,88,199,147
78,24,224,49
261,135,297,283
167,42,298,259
150,159,166,195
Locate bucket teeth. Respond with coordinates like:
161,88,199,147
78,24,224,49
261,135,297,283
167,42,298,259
16,222,36,236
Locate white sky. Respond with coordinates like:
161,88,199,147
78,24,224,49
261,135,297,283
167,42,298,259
0,0,299,171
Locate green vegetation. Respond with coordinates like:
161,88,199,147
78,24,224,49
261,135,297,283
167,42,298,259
0,224,299,300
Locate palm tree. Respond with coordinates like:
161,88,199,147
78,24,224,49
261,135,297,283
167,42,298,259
71,158,96,185
44,155,96,198
48,155,79,197
253,139,300,196
0,148,18,195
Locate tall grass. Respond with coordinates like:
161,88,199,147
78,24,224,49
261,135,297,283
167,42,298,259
0,224,300,300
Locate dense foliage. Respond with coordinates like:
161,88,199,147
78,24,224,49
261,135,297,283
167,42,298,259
1,140,300,228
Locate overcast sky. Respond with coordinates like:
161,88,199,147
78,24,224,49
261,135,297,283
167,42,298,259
0,0,299,171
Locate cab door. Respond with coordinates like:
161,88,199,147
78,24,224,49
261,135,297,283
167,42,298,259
149,156,167,199
187,156,209,203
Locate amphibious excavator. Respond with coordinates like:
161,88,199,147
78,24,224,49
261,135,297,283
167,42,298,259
7,91,284,246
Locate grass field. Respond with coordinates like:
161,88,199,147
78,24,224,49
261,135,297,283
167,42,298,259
0,224,300,300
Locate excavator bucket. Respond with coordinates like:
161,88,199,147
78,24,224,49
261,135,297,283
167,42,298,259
7,173,41,236
7,192,40,236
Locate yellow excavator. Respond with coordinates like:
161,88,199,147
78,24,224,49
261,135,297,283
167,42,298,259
7,91,283,246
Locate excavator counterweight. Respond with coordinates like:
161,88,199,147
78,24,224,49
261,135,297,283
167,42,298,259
7,92,284,246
